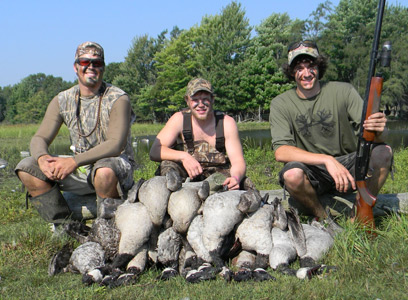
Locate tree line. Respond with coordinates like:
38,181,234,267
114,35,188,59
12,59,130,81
0,0,407,124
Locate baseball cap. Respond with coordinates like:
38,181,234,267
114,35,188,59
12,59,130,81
75,41,104,60
185,78,213,97
288,41,319,66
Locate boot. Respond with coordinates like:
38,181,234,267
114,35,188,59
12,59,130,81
29,184,71,224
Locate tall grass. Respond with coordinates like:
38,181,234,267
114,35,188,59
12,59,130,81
0,123,407,299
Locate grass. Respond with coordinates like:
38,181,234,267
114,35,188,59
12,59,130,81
1,123,408,299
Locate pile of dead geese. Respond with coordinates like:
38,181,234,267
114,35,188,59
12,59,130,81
49,172,338,288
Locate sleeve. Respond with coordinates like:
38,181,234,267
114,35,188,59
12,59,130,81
345,83,364,134
73,95,131,166
269,95,296,151
30,96,63,160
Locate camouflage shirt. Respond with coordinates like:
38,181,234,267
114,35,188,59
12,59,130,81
58,83,135,166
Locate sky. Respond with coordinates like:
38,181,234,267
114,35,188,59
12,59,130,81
1,0,406,87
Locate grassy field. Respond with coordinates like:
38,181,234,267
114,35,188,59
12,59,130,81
0,123,407,299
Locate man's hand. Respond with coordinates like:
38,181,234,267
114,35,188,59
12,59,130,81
38,155,77,181
38,155,56,180
223,176,240,190
180,153,203,179
363,112,387,133
325,157,356,193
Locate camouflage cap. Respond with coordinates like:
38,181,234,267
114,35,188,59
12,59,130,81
288,45,319,66
75,41,104,60
185,78,213,97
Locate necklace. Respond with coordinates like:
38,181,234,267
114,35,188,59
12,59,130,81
75,83,106,138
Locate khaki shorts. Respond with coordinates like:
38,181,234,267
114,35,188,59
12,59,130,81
15,155,134,197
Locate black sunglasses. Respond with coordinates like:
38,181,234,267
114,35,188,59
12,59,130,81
288,40,319,52
75,58,105,68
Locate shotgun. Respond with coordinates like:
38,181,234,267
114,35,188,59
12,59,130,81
354,0,391,228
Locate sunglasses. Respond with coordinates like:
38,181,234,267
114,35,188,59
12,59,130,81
288,40,319,52
75,58,105,68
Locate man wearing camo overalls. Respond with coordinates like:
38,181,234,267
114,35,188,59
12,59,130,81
15,42,135,226
150,78,250,190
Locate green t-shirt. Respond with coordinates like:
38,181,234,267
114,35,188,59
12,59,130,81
269,81,363,157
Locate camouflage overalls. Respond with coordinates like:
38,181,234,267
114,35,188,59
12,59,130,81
156,109,231,181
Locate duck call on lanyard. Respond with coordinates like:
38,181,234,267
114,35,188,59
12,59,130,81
355,0,391,228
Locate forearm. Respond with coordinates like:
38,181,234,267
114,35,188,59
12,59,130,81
150,143,189,163
275,145,333,166
30,96,63,160
229,162,246,182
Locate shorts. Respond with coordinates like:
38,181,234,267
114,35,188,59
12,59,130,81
155,160,256,190
278,143,393,196
278,152,356,195
15,155,134,197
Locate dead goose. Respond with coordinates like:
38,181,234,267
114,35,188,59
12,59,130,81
269,226,298,276
201,190,262,266
157,227,182,270
167,181,209,234
235,203,274,269
67,241,105,284
185,263,217,283
113,201,153,271
299,222,334,268
138,172,181,227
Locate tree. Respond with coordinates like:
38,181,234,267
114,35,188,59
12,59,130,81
114,31,169,121
194,1,252,116
0,87,7,122
319,0,408,118
103,62,122,84
4,73,72,123
149,26,201,121
304,0,334,40
237,13,303,120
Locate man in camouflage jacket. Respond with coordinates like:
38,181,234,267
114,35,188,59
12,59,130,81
15,42,135,225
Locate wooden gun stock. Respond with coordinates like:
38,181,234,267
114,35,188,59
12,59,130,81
362,76,383,141
356,76,383,228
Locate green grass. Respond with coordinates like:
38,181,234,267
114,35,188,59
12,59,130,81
1,123,408,299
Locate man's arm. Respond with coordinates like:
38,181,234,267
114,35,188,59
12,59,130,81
223,115,246,190
30,96,64,180
149,112,203,179
30,96,63,160
50,95,131,181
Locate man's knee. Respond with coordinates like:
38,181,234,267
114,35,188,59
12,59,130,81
94,167,118,185
283,167,306,189
371,145,393,169
16,170,52,196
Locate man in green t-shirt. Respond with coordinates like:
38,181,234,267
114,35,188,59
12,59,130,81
269,41,392,221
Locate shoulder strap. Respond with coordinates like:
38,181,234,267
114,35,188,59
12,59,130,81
215,110,226,153
182,110,195,154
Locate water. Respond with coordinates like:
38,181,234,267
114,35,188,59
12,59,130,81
44,120,407,160
239,119,408,151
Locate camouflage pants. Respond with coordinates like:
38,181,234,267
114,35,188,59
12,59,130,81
155,160,256,191
15,155,134,197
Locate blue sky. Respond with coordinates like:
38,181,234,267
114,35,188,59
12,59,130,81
1,0,406,87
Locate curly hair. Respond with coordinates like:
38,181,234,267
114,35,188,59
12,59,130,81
282,55,328,81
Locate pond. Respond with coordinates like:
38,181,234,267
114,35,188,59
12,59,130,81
45,120,407,161
133,120,408,158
